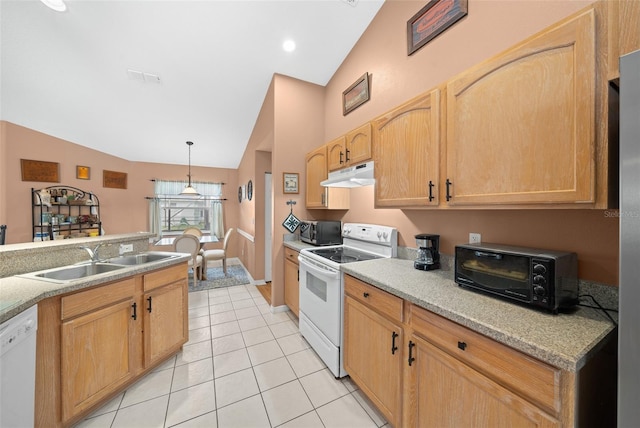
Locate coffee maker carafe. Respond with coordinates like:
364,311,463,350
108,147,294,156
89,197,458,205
414,234,440,271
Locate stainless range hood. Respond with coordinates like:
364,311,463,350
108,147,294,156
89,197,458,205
320,161,375,188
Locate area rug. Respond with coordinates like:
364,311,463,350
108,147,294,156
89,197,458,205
188,265,251,292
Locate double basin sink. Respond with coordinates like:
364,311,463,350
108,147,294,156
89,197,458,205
20,252,182,283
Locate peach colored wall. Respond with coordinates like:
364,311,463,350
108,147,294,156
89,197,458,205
313,0,619,286
271,75,326,306
1,121,240,257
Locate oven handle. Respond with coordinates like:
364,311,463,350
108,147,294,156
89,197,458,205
299,255,341,280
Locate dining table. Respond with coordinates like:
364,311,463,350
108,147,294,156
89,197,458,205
154,234,219,247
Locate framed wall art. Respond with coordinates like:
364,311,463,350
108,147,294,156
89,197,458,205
20,159,60,182
407,0,468,55
103,170,127,189
76,165,90,180
283,172,299,194
342,72,370,115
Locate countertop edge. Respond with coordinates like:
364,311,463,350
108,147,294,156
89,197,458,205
0,253,190,324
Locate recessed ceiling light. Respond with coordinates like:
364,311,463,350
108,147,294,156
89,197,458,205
282,40,296,53
40,0,66,12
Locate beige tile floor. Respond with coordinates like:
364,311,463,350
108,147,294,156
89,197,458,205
75,282,389,427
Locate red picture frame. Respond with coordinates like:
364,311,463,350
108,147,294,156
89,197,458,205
407,0,468,55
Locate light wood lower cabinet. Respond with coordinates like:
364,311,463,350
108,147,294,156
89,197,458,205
343,274,611,428
407,335,558,427
60,279,139,422
284,247,299,317
35,262,189,427
344,276,404,427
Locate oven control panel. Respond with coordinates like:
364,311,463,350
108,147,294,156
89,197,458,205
342,223,397,245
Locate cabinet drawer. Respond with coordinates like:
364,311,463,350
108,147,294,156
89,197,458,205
410,305,560,415
345,275,403,322
61,278,137,320
144,263,188,292
285,248,299,265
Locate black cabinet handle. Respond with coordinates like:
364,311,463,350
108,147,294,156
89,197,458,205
339,151,344,164
428,180,435,202
391,331,399,355
458,341,467,351
408,341,416,366
147,296,153,313
363,292,369,298
446,179,453,201
345,149,350,163
131,302,137,320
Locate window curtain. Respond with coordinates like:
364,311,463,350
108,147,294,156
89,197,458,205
148,197,161,239
210,201,224,239
154,180,222,196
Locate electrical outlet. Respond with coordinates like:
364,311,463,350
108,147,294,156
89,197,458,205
469,233,481,244
119,244,134,255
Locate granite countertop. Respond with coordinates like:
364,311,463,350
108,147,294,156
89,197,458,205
342,258,617,372
283,240,315,252
0,252,190,324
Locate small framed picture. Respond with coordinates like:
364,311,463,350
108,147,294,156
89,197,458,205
283,172,299,194
76,165,90,180
342,72,370,115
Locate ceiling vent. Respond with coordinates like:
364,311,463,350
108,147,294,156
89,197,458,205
127,69,162,84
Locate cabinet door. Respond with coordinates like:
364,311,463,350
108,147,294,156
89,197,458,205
345,122,372,166
306,145,329,208
372,89,441,207
406,335,558,428
343,295,403,427
327,136,347,172
143,280,188,367
284,257,299,317
446,9,595,205
61,299,137,422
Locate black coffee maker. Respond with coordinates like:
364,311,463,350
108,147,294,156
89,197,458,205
414,234,440,271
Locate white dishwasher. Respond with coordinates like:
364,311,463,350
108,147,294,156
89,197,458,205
0,305,38,428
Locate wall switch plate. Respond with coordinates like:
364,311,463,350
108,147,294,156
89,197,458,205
119,244,134,255
469,233,481,244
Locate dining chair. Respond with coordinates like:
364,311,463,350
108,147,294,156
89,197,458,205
203,228,234,275
173,233,203,280
182,227,203,238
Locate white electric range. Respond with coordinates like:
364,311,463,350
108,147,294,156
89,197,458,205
298,223,397,378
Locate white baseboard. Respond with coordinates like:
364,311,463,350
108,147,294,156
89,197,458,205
271,304,289,314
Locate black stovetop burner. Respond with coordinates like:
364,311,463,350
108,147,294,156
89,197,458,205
308,247,382,264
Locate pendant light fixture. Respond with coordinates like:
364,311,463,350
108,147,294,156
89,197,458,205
180,141,199,195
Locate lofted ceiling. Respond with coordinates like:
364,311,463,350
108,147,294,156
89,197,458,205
0,0,384,168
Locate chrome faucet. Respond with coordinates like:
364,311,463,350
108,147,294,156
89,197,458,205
80,243,106,263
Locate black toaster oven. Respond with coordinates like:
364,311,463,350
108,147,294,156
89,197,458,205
455,243,578,313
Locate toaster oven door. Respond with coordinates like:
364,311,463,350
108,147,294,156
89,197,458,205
455,247,531,301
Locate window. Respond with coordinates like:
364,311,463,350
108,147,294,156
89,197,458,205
149,180,224,238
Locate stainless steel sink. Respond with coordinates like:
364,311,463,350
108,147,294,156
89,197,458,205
31,263,125,281
105,253,179,266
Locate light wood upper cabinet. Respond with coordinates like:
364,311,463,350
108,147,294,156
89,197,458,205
305,145,350,210
445,8,596,206
346,123,372,166
327,136,347,172
328,123,372,172
372,89,441,207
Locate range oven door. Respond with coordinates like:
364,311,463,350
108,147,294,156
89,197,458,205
298,253,342,346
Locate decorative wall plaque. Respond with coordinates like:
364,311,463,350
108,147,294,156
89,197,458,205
103,170,128,189
20,159,60,182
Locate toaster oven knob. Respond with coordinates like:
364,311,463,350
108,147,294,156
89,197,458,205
533,274,546,285
534,285,546,296
533,264,547,275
